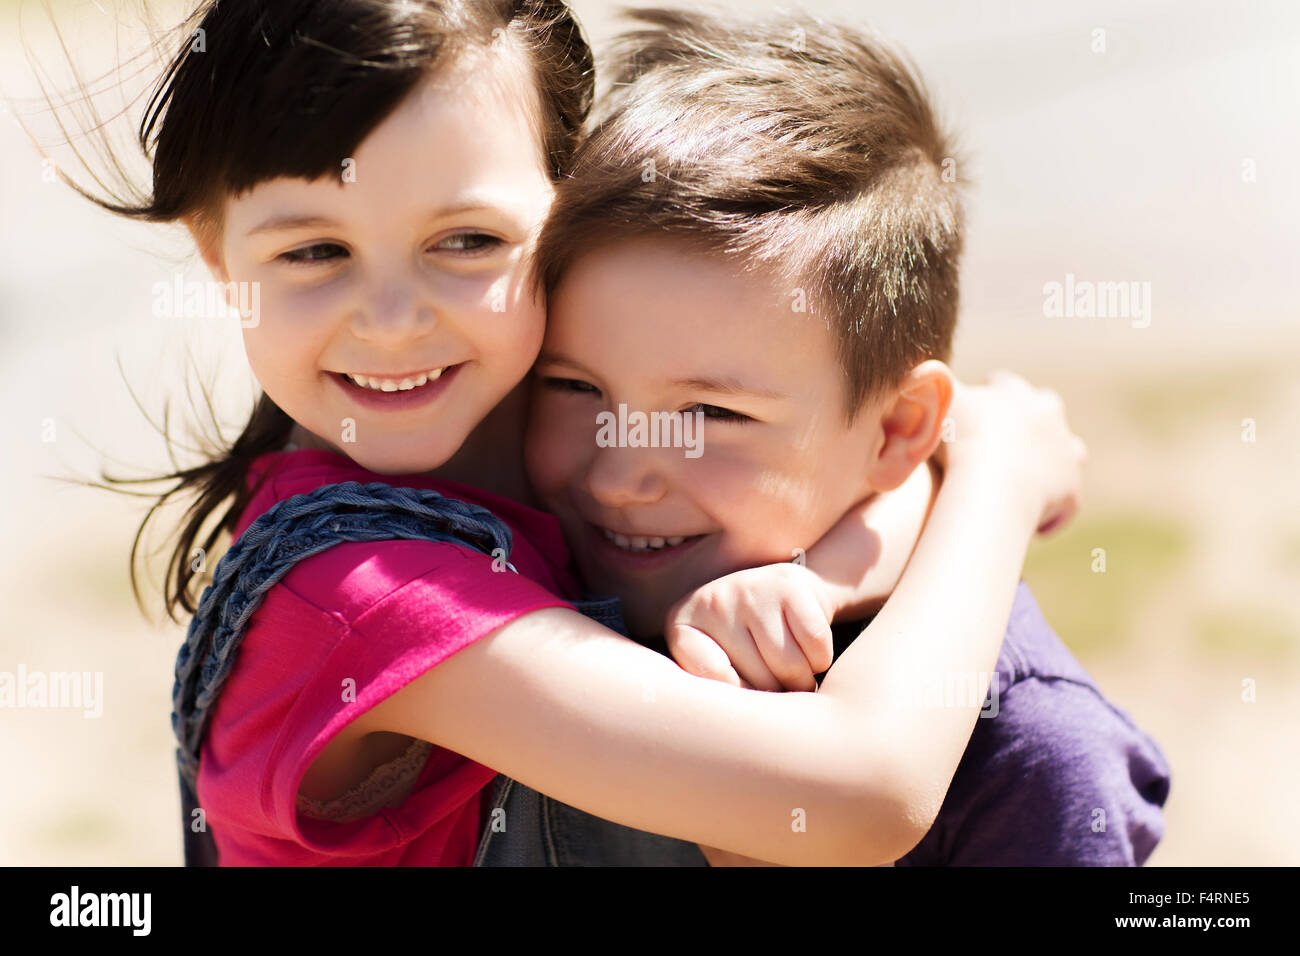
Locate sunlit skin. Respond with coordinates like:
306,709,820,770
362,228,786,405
526,237,903,639
155,31,1093,869
191,47,555,483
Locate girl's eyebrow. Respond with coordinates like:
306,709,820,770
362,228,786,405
246,215,337,237
246,202,501,237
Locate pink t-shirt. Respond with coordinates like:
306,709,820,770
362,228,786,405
197,448,580,865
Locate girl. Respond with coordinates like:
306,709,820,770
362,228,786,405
51,0,1083,865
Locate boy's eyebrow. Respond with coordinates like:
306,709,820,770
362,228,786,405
537,354,785,400
671,376,786,400
535,352,597,377
246,202,498,236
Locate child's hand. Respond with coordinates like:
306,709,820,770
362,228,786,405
664,563,836,692
941,371,1087,536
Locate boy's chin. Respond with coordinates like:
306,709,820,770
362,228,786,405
591,588,672,643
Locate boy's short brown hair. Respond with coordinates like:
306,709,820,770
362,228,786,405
534,7,964,418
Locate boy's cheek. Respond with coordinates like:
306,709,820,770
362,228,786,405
524,402,588,493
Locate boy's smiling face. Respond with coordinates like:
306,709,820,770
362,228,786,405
526,237,889,638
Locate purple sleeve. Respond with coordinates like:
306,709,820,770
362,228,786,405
905,676,1171,866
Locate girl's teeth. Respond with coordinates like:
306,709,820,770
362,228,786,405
346,368,445,392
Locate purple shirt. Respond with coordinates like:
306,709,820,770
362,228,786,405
889,582,1171,866
473,581,1171,867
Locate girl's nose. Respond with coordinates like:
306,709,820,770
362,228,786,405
350,274,436,343
584,444,670,508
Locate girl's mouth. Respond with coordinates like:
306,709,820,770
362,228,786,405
329,363,463,411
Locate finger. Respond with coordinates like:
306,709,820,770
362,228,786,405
1037,497,1078,535
665,623,745,686
673,601,786,691
1036,512,1065,536
745,605,816,692
783,590,835,675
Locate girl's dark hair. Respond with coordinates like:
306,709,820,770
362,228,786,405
51,0,593,621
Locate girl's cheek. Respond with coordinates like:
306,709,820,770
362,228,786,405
253,282,338,341
482,301,547,364
242,298,315,365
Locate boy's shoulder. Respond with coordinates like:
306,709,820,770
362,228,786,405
992,580,1096,691
895,582,1172,867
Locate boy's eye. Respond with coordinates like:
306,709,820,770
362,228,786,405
687,403,752,423
277,242,347,265
434,233,503,254
542,376,601,396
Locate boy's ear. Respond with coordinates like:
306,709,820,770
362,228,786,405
866,360,955,492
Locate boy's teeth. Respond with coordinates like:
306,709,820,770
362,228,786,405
345,368,445,391
601,528,690,552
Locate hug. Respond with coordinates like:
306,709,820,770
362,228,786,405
53,0,1168,866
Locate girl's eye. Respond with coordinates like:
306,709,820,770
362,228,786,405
434,233,503,254
277,243,346,265
542,377,600,396
687,403,753,423
277,243,347,265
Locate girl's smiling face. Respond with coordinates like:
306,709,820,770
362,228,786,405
201,49,554,475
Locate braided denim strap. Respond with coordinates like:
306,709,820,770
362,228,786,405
172,481,516,863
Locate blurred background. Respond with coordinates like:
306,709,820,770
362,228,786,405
0,0,1296,865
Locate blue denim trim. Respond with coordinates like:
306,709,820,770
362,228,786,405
176,480,705,867
172,482,517,866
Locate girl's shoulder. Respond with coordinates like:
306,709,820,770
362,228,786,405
237,447,543,537
203,448,580,787
235,448,582,606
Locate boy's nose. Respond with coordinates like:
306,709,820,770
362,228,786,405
584,444,670,509
350,273,436,343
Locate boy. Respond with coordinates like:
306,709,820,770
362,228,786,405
481,9,1169,865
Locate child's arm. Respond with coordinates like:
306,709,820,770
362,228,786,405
361,374,1085,865
663,460,936,691
803,457,938,622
